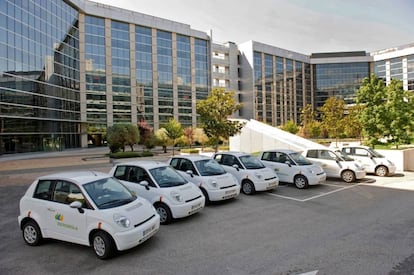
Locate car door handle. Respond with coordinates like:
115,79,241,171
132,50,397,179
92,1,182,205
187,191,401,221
47,208,55,212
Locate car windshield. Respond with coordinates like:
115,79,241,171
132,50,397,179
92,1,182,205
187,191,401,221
83,177,136,209
239,155,265,169
366,148,385,158
334,150,354,161
289,152,312,165
149,166,187,188
194,159,226,176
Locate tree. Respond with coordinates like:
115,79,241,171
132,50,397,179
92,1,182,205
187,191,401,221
342,105,364,140
183,126,195,148
154,128,169,153
106,124,128,153
163,118,183,156
356,74,388,146
299,104,317,138
196,88,244,152
124,124,140,151
193,128,209,151
319,97,345,145
383,79,414,148
282,120,299,134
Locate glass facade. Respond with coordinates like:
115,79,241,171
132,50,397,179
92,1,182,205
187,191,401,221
135,25,153,124
408,55,414,91
194,38,209,126
176,35,192,127
157,30,173,124
0,0,80,154
313,62,369,108
84,15,106,136
111,21,131,123
252,51,311,126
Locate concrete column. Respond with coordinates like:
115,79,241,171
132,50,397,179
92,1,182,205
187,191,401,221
402,57,408,90
78,13,88,148
172,33,178,120
190,37,197,127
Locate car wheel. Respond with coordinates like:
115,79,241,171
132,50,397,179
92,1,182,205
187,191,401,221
155,203,172,225
241,180,255,195
341,170,356,183
200,188,210,205
92,231,115,260
22,220,42,246
375,165,388,177
294,175,309,189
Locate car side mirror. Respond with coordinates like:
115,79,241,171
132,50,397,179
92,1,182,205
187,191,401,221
232,164,240,171
139,180,150,190
186,170,194,177
70,201,84,213
285,161,291,167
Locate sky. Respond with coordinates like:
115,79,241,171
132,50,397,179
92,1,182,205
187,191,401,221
92,0,414,55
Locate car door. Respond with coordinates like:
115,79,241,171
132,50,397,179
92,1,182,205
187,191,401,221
261,152,288,182
306,149,338,178
44,180,88,244
344,147,373,172
114,165,159,203
214,154,243,182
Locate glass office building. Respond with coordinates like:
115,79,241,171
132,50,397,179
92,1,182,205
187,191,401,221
1,0,413,154
0,0,80,153
1,0,210,153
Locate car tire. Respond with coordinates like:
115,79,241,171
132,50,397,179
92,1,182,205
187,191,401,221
22,220,42,246
375,165,388,177
294,175,309,189
155,203,172,225
341,170,356,183
200,188,210,205
92,231,115,260
241,180,255,195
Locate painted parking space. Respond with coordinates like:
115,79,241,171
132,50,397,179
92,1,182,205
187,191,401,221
266,177,377,202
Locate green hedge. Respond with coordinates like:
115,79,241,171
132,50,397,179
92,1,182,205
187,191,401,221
109,151,154,158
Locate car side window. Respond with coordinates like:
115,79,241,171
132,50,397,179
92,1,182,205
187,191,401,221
214,154,222,164
354,148,368,156
34,180,54,201
53,181,87,207
179,159,197,175
169,158,179,169
133,166,156,188
114,166,128,180
277,153,289,164
262,152,276,161
306,150,317,158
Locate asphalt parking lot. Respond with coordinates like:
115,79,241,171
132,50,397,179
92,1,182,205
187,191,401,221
1,151,413,275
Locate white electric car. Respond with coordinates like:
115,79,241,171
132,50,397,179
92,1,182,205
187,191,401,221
18,171,160,259
109,161,205,225
302,148,366,183
212,152,279,195
168,155,240,203
259,149,326,189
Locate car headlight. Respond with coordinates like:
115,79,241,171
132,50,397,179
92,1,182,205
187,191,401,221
170,191,183,202
113,214,130,228
307,168,315,174
209,180,218,188
254,173,262,180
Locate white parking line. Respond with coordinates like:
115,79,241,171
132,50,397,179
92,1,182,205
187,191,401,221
266,192,306,202
301,183,363,202
267,183,363,202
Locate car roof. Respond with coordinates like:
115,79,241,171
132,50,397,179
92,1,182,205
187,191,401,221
37,171,109,185
215,151,250,157
261,149,298,154
115,160,168,170
171,155,211,161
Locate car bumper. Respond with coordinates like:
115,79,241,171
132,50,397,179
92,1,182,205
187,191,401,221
170,196,205,219
307,173,327,185
387,165,397,175
253,178,279,191
207,185,240,201
113,214,160,251
355,170,366,179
